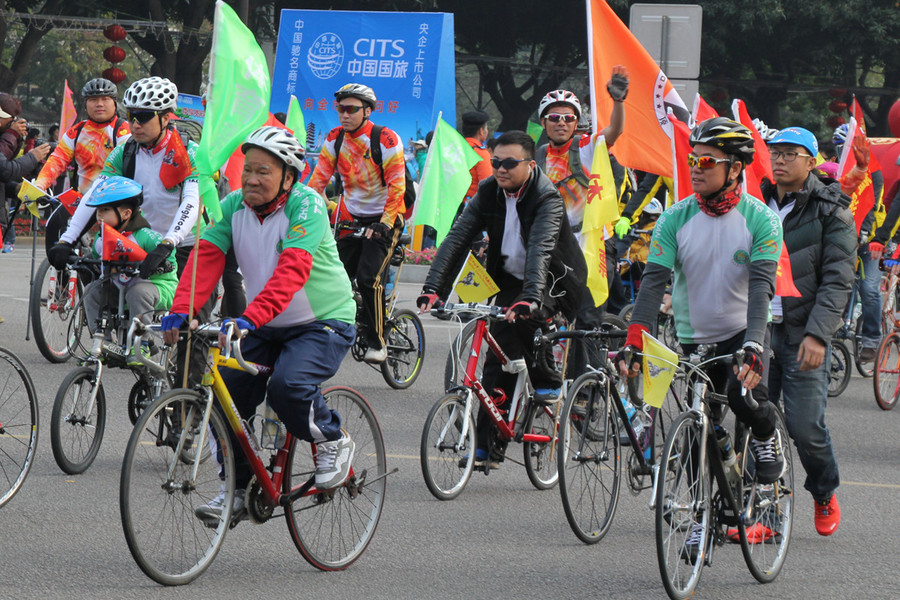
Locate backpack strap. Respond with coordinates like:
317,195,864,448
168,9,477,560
122,137,138,180
369,124,387,187
535,143,548,170
567,140,591,188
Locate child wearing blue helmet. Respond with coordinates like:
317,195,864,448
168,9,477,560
81,175,178,364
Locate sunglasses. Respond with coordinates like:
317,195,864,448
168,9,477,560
545,113,578,124
127,110,158,125
687,154,731,169
336,104,365,115
491,157,529,170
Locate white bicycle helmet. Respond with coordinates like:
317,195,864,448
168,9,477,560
752,117,777,142
241,126,306,172
538,90,582,120
334,83,377,108
123,76,178,111
644,198,664,215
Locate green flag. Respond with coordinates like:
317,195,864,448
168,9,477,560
195,0,271,222
411,117,482,245
286,95,306,149
527,120,543,144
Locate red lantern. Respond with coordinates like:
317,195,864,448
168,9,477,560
102,67,126,85
103,24,127,42
829,87,847,99
826,115,846,129
103,46,126,64
888,99,900,138
828,100,848,113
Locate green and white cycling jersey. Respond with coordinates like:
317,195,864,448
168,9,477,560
648,193,783,344
205,183,355,327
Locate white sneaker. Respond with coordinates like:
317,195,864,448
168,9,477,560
315,434,356,489
195,487,245,521
364,346,388,364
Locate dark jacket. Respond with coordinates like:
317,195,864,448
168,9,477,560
424,167,587,320
760,173,857,345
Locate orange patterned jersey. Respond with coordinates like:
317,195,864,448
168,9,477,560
35,118,131,192
308,120,405,226
542,134,594,229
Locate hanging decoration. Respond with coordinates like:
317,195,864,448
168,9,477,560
101,23,127,85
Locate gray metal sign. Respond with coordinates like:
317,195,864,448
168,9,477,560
629,4,702,80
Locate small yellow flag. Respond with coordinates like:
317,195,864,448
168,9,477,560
641,331,679,408
18,179,46,218
453,251,500,304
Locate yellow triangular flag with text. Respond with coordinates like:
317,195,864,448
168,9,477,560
18,179,45,218
641,330,678,408
582,137,619,306
453,251,499,304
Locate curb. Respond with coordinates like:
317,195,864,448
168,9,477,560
398,263,429,284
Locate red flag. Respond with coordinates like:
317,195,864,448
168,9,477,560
850,96,881,171
159,130,193,190
731,99,773,200
670,114,693,202
776,244,801,297
871,138,900,209
587,0,689,177
220,113,309,193
838,117,876,234
692,93,719,122
60,80,77,136
101,223,147,262
58,189,81,216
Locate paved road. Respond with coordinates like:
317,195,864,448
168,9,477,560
0,243,898,599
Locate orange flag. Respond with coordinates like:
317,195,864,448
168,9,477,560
731,99,773,200
60,80,77,135
692,93,718,122
101,223,147,262
670,113,693,202
837,117,876,234
776,244,801,297
587,0,689,178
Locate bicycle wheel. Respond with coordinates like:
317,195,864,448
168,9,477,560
50,366,106,475
420,391,476,500
120,389,233,585
874,332,900,410
0,348,39,508
523,402,560,490
618,303,634,322
854,316,874,377
827,340,852,398
381,308,425,389
627,373,687,495
737,406,794,583
285,386,386,570
656,411,709,600
558,372,621,544
443,319,484,391
29,259,83,363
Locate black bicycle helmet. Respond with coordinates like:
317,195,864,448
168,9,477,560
689,117,756,165
82,78,118,100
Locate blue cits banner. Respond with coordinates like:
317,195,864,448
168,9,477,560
271,9,456,157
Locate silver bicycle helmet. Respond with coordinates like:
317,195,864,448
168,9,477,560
538,90,582,120
241,126,306,172
123,77,178,111
82,78,118,100
334,83,377,109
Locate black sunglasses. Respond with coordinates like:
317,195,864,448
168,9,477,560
336,104,365,115
491,157,528,170
127,110,158,125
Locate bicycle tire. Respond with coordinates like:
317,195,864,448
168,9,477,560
523,401,560,490
656,411,709,600
0,347,39,508
854,316,874,377
626,373,687,495
120,389,233,585
420,391,476,500
874,332,900,410
738,406,794,583
30,259,83,363
827,340,852,398
286,386,386,570
381,308,425,389
50,366,106,475
557,371,621,544
443,319,483,391
618,303,634,323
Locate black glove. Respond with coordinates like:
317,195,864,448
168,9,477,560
47,241,75,270
506,300,537,321
139,241,174,279
416,287,442,311
368,222,392,239
615,345,643,375
607,71,629,101
734,345,764,377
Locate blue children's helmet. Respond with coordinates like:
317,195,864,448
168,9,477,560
85,176,143,208
768,127,819,158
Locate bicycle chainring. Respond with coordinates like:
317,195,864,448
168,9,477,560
245,478,275,524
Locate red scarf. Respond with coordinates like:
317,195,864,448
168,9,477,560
696,188,741,217
157,129,193,190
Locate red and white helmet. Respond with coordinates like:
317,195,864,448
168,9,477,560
538,90,582,120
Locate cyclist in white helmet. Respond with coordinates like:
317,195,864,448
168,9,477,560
161,126,358,519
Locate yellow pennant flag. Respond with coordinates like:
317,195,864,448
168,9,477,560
18,179,46,218
582,136,620,306
453,251,499,304
641,330,679,408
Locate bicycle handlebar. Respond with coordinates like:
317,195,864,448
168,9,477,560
431,302,507,319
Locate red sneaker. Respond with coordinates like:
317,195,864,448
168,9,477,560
726,523,774,544
814,494,840,536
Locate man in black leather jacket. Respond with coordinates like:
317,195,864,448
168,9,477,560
418,130,586,468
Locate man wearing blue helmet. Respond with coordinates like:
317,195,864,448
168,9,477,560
80,176,177,365
761,126,856,537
